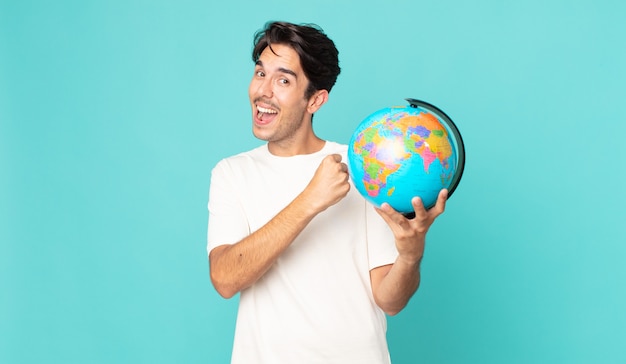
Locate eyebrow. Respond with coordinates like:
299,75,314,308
256,60,297,79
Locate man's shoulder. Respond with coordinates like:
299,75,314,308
216,144,268,165
209,145,268,181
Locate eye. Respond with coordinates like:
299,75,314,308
255,70,265,77
278,78,289,85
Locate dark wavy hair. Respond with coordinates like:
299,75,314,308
252,21,341,99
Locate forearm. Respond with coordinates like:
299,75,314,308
369,190,448,315
210,194,317,298
372,255,422,316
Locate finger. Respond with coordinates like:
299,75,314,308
376,203,395,218
342,168,350,182
411,196,427,219
430,189,448,217
377,203,409,227
340,162,348,173
374,205,394,224
330,153,342,163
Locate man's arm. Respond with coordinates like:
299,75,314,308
209,154,350,298
369,189,448,315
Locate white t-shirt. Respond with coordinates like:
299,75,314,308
207,141,398,364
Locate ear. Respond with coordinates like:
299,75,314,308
307,89,329,114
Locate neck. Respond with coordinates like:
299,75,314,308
268,135,325,157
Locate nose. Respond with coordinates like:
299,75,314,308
256,78,273,98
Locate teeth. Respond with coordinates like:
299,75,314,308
257,106,277,114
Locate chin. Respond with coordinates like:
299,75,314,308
252,128,271,141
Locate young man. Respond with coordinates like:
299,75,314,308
207,21,447,364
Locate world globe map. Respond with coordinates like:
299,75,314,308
348,99,465,214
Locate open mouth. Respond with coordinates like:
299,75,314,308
256,105,278,124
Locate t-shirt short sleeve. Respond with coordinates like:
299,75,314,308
365,202,398,270
207,159,250,255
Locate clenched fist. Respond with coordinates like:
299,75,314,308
299,154,351,214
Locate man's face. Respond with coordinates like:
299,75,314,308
248,43,312,144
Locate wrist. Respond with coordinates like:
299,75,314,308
396,254,423,270
292,192,322,219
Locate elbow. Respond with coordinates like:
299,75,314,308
383,307,401,316
378,302,405,317
208,255,239,299
214,286,238,299
373,293,407,316
208,247,240,299
210,268,239,299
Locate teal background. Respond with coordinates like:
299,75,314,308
1,0,625,363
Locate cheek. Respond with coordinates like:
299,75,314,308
248,81,256,98
275,90,303,107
